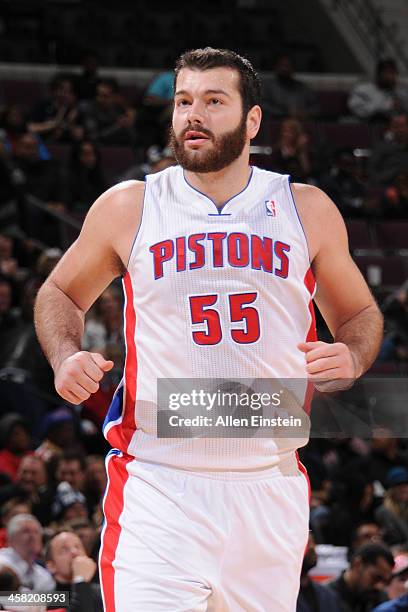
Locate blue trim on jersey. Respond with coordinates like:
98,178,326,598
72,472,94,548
183,167,254,214
208,213,232,217
102,383,124,433
287,176,312,264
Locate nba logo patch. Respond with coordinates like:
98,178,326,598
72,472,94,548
265,200,276,216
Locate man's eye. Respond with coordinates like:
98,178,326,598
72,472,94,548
177,99,189,106
210,98,220,105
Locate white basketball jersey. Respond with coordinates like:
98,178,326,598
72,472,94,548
103,165,317,469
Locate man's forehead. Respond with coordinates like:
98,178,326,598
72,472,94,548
175,67,240,94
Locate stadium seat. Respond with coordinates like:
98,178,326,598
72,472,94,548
316,90,348,120
318,122,373,149
353,254,408,289
345,219,373,250
376,221,408,251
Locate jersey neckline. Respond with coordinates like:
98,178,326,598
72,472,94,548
181,166,256,216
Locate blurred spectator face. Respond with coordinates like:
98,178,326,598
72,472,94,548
79,141,97,168
9,517,42,559
280,118,302,145
390,114,408,144
378,64,397,89
0,280,12,315
353,557,393,593
353,523,382,549
371,429,397,454
56,459,85,491
7,423,31,454
62,501,88,522
17,456,47,493
36,249,62,280
301,533,317,577
46,532,85,582
96,83,116,110
390,483,408,504
53,78,75,107
14,134,39,163
275,56,294,79
4,105,25,135
48,422,75,448
67,520,97,556
0,234,13,260
85,456,107,495
2,501,31,527
387,555,408,600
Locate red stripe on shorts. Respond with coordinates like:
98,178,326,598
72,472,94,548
100,453,133,612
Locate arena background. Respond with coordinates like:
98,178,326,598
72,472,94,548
0,0,408,610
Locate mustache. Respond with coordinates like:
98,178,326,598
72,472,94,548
179,125,214,140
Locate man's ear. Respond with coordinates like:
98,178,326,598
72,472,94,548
246,105,262,140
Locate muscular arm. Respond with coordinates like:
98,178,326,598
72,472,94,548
34,180,145,402
294,183,383,382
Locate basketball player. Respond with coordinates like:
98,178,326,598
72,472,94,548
34,48,383,611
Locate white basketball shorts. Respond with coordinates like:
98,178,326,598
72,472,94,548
99,450,310,612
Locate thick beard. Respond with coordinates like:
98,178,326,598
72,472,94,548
170,113,247,173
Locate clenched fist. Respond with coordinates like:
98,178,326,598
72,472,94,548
298,340,358,392
72,555,97,582
55,351,114,404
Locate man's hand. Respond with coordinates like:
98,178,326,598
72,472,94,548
298,341,358,392
72,555,97,582
55,351,114,404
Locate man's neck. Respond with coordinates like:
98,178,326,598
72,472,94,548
14,547,35,566
184,157,252,208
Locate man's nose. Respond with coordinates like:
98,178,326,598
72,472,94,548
186,100,205,124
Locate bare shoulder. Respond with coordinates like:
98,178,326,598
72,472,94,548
291,183,348,261
83,180,145,267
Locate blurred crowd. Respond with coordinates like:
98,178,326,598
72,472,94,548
0,52,408,611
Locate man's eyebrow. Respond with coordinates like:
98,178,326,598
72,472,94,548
175,89,232,98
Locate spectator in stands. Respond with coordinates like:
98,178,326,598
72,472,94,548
320,148,366,217
9,132,67,246
0,414,32,481
380,554,408,606
0,514,54,591
118,144,176,181
28,74,83,143
82,78,135,145
329,543,394,611
83,455,107,518
55,452,86,493
297,532,342,611
0,274,22,367
15,455,53,526
351,523,384,555
270,118,315,182
45,531,103,611
0,498,32,548
136,71,174,147
51,482,88,524
348,59,408,123
375,467,408,548
66,140,106,212
75,51,101,102
263,55,319,119
36,408,82,463
66,518,98,559
381,172,408,218
369,113,408,186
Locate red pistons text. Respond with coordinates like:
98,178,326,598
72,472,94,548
149,232,291,280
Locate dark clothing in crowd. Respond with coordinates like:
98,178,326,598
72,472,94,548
297,579,342,612
329,572,388,612
370,141,408,186
52,580,103,612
